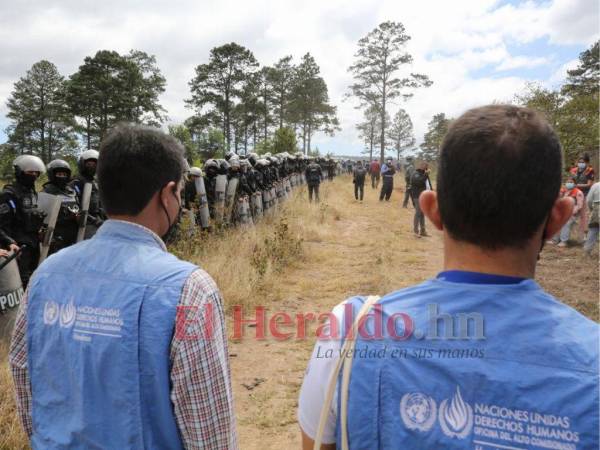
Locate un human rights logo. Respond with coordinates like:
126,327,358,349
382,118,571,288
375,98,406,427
400,392,437,432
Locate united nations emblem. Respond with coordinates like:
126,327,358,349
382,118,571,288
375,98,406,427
400,392,437,432
43,301,59,326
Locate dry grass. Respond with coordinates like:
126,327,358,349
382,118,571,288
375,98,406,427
0,344,28,450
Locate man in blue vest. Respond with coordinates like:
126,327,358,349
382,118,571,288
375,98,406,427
10,124,238,449
298,105,599,449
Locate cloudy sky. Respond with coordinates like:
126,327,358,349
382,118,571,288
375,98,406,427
0,0,597,156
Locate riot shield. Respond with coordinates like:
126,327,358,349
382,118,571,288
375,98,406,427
37,192,63,264
270,187,277,209
194,177,210,230
276,182,285,204
251,192,263,220
214,175,228,225
237,196,253,226
225,177,239,224
0,251,25,342
262,190,270,212
76,182,93,242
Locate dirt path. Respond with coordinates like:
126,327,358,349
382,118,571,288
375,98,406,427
231,178,445,449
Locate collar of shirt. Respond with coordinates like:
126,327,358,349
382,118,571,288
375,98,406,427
96,219,167,252
437,270,527,285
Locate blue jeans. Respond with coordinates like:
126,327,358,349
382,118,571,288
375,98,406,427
584,226,599,253
553,217,576,243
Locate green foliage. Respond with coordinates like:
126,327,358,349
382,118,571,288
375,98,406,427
0,144,17,181
168,124,198,164
288,53,340,154
266,56,295,129
387,109,415,160
197,128,226,160
347,21,432,161
562,41,599,97
187,43,259,152
251,218,303,278
515,41,599,165
357,105,383,161
254,138,274,155
272,127,298,154
419,113,450,162
6,60,77,163
67,49,166,149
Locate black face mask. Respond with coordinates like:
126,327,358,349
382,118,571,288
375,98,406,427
54,177,69,190
16,172,37,189
160,186,182,245
82,165,96,179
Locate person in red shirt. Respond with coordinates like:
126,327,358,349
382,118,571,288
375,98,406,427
549,176,585,247
369,159,380,189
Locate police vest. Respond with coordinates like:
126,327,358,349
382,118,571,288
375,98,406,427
27,220,196,449
336,279,599,449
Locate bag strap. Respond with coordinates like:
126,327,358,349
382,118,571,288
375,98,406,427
313,295,381,450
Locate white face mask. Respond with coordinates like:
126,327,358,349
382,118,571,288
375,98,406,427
578,163,587,170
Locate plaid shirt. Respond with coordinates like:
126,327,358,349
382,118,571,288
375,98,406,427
9,222,237,449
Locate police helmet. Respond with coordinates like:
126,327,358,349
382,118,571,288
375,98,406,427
13,154,46,175
189,166,203,177
47,159,72,183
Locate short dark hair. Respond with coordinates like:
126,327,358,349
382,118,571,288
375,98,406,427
98,124,186,216
437,105,562,249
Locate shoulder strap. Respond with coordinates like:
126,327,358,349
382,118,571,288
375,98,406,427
313,295,381,450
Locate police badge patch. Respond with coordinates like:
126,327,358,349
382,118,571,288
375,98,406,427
400,392,437,432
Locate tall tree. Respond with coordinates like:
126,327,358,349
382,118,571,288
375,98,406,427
67,49,166,149
6,60,76,162
288,53,340,154
122,50,167,125
347,21,432,162
267,55,296,129
562,40,599,97
387,109,415,160
258,67,273,143
419,113,450,162
356,105,382,162
187,43,259,152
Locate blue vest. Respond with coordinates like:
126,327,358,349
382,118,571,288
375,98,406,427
27,220,196,449
337,278,599,449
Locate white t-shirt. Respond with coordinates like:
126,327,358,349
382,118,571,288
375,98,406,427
297,301,347,444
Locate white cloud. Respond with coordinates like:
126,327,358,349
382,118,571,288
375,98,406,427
0,0,598,155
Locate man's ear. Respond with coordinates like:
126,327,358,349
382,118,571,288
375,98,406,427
420,191,443,231
159,181,178,207
544,197,574,239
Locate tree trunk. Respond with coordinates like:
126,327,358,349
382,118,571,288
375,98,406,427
224,90,231,152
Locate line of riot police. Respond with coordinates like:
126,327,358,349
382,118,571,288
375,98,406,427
0,151,105,339
183,151,314,230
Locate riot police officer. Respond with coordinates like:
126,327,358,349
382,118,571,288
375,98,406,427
42,159,80,255
69,150,106,238
203,159,219,219
184,166,203,210
0,155,46,286
305,157,323,203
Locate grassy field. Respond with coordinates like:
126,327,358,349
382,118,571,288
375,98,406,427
0,175,597,449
